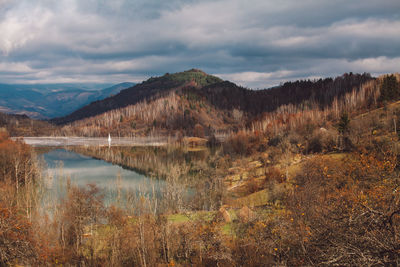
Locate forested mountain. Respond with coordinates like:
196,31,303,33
51,69,222,125
53,69,374,137
189,72,373,115
0,82,134,119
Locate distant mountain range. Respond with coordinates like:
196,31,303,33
0,82,135,119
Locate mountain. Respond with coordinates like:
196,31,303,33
51,69,222,125
52,69,375,137
0,82,135,119
198,72,373,114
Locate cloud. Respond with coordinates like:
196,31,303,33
0,0,399,88
220,56,400,88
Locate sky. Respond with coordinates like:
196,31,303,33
0,0,399,89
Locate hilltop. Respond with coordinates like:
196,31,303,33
51,69,223,125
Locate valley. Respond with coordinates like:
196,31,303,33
0,82,134,119
1,0,399,265
1,70,400,266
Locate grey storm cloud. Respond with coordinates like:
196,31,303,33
0,0,399,88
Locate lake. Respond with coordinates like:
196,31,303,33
37,144,217,212
41,148,166,207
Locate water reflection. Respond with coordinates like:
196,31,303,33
43,148,165,205
66,145,224,211
39,145,223,212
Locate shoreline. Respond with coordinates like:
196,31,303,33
12,136,170,147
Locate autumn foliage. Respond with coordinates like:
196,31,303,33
1,73,400,265
0,132,41,265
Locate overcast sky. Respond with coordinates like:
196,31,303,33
0,0,399,88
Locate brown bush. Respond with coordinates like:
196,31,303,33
0,194,39,265
194,123,205,138
223,131,263,156
223,132,251,156
287,151,400,265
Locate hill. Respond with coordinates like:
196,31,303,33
51,69,222,125
0,82,134,119
0,112,57,136
53,69,374,137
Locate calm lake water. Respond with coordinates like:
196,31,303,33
42,148,165,205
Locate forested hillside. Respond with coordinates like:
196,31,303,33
198,72,373,114
51,69,222,125
54,69,375,137
0,112,56,136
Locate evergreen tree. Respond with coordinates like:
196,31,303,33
338,112,350,134
379,74,399,102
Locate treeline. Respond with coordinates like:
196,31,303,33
0,112,56,136
196,72,373,115
57,91,242,137
49,70,373,137
249,74,400,136
379,74,400,102
0,130,43,265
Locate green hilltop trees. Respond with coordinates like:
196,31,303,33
379,74,400,102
